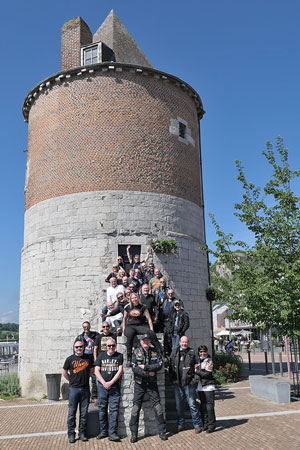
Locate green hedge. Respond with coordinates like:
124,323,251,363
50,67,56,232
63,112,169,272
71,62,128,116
0,373,21,398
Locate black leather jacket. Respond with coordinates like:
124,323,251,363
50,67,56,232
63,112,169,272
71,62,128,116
195,355,215,387
131,344,163,384
167,309,190,336
169,346,197,387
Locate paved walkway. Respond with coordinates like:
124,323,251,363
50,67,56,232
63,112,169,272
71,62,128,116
1,357,300,450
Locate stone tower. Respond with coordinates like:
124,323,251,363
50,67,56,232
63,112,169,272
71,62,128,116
19,10,210,397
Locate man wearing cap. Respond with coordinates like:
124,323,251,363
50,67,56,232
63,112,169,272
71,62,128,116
129,334,167,443
168,301,190,351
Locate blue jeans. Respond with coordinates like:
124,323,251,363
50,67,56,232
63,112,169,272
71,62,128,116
97,381,120,436
67,387,90,438
172,334,180,350
174,383,201,428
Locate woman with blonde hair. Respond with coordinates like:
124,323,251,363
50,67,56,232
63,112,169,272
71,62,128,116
117,269,126,280
105,264,119,283
116,256,125,271
122,293,161,365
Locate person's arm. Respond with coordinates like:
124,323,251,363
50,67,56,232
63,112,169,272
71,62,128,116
106,365,123,389
93,346,98,361
107,305,121,317
168,350,177,383
197,358,214,379
145,350,163,373
182,312,190,334
62,368,70,382
122,310,128,336
105,273,112,283
144,246,151,264
148,279,153,294
95,365,108,388
132,350,147,377
127,245,132,265
144,308,153,331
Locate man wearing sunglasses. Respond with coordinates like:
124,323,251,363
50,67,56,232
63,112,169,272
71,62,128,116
79,321,99,401
93,322,115,360
62,339,94,443
95,338,123,442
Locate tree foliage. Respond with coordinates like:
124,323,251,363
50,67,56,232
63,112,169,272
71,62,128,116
207,137,300,336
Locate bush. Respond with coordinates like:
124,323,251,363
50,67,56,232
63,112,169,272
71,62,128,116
149,239,177,254
0,373,21,398
213,351,243,385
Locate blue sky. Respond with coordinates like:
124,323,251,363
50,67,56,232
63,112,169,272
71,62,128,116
1,0,299,323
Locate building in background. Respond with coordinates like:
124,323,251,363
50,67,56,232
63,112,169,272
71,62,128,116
19,10,210,397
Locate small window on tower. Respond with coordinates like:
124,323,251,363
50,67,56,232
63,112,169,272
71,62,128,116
179,122,186,139
83,46,98,65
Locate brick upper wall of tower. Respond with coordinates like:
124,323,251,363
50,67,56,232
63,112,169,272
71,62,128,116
25,70,202,210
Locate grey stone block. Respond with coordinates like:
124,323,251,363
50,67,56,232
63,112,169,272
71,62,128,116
249,375,290,404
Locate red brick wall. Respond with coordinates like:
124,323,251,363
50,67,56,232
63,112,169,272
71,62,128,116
25,71,201,210
61,17,92,71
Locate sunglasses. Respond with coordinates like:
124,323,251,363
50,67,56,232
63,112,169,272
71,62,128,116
83,326,90,329
107,344,116,348
117,296,123,299
102,326,109,329
75,345,83,349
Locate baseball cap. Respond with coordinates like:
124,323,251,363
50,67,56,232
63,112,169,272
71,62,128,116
140,334,150,341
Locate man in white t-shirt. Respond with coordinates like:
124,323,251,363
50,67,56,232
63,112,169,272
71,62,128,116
107,277,124,303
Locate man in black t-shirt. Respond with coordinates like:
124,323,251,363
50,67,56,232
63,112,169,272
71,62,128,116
62,339,94,443
93,322,115,360
140,284,157,325
79,321,99,400
95,338,123,442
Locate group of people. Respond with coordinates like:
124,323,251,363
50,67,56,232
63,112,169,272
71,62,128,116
102,246,190,361
62,248,216,443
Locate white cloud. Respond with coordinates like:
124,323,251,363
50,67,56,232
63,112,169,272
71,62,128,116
0,310,18,324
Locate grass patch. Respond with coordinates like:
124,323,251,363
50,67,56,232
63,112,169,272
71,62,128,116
0,373,21,398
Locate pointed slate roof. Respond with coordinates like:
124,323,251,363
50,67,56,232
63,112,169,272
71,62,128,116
93,10,153,68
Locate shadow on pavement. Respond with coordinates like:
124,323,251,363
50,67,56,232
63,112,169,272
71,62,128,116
215,389,235,401
216,418,248,430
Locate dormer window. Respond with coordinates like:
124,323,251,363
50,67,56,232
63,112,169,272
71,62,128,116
81,42,115,66
83,45,98,65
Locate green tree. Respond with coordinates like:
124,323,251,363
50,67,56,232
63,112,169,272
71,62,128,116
206,137,300,336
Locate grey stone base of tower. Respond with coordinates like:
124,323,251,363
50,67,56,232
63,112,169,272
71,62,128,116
118,335,165,437
19,190,210,397
83,335,165,437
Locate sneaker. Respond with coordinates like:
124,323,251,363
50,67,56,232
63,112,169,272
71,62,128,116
159,433,168,441
79,434,88,441
68,436,76,444
130,435,138,443
109,433,121,442
177,425,184,433
194,426,202,434
96,433,108,439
